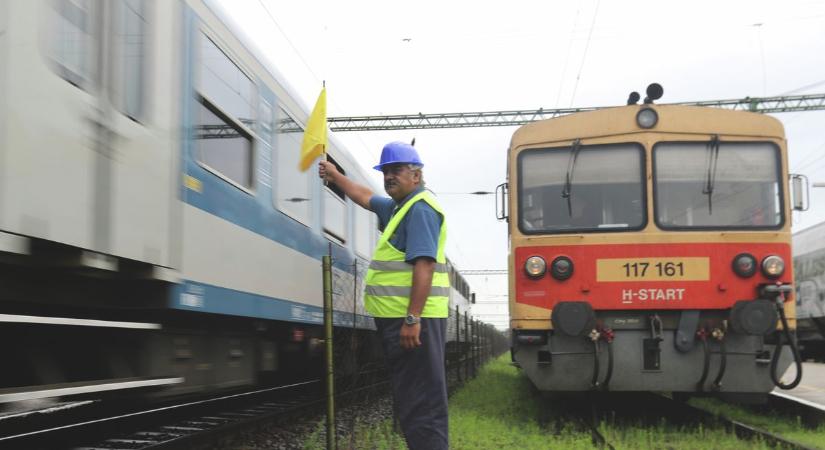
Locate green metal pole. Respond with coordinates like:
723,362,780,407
323,254,335,450
456,306,461,383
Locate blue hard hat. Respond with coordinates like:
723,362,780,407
373,141,424,171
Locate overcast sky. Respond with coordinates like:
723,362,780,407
214,0,825,328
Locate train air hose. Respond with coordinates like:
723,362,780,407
771,297,803,389
696,329,711,391
590,337,601,389
602,338,614,390
711,330,727,390
589,327,615,390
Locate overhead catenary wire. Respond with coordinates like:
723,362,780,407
793,140,825,174
753,23,767,96
568,0,601,107
781,78,825,95
792,141,825,172
554,0,581,108
256,0,379,164
256,0,322,85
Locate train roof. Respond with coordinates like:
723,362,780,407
793,221,825,257
511,104,785,148
198,0,380,190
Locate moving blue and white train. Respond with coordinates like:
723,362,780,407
793,222,825,361
0,0,475,403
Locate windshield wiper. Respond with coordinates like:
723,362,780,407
702,135,720,215
561,139,582,217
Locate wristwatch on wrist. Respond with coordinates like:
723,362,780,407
404,314,420,326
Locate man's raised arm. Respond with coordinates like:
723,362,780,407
318,160,374,210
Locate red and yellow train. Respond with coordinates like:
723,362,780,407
502,85,805,395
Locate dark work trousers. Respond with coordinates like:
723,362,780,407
375,317,449,450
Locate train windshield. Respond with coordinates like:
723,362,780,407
654,141,782,229
517,143,645,233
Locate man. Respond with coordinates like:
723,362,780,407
318,141,449,450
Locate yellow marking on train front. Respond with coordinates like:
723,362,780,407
597,257,709,282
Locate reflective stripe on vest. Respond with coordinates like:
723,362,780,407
364,191,449,318
369,260,449,273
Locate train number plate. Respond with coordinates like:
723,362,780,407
596,257,709,282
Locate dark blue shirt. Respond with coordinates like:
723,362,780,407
370,188,443,263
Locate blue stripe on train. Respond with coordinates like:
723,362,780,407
182,148,357,272
172,280,375,329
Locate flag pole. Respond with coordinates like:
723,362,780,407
322,81,330,189
322,247,335,450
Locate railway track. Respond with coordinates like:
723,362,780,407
669,394,819,450
0,380,323,449
767,391,825,428
541,391,825,450
0,340,492,449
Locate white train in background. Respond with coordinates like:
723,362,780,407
0,0,475,404
793,222,825,361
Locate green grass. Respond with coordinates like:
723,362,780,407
302,420,407,450
448,356,592,449
688,396,825,449
304,354,817,449
303,355,593,449
599,420,772,450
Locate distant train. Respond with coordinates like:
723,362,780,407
500,83,805,396
0,0,477,405
793,223,825,361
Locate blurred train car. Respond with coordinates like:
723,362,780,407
793,222,825,361
501,84,806,396
0,0,475,404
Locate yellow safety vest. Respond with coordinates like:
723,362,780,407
364,191,449,318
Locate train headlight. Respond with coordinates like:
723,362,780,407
761,255,785,278
636,107,658,129
551,256,574,280
524,256,547,278
732,253,757,278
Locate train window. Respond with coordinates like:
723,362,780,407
654,142,782,229
51,0,97,89
324,157,346,200
198,34,255,127
517,143,645,233
323,156,348,243
113,0,146,120
354,204,374,258
195,33,256,191
274,107,312,226
195,99,253,189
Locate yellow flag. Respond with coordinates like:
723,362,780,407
299,87,327,171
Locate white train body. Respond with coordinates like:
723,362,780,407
0,0,473,398
793,222,825,360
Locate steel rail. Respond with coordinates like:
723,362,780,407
768,391,825,428
0,380,320,448
660,394,817,450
